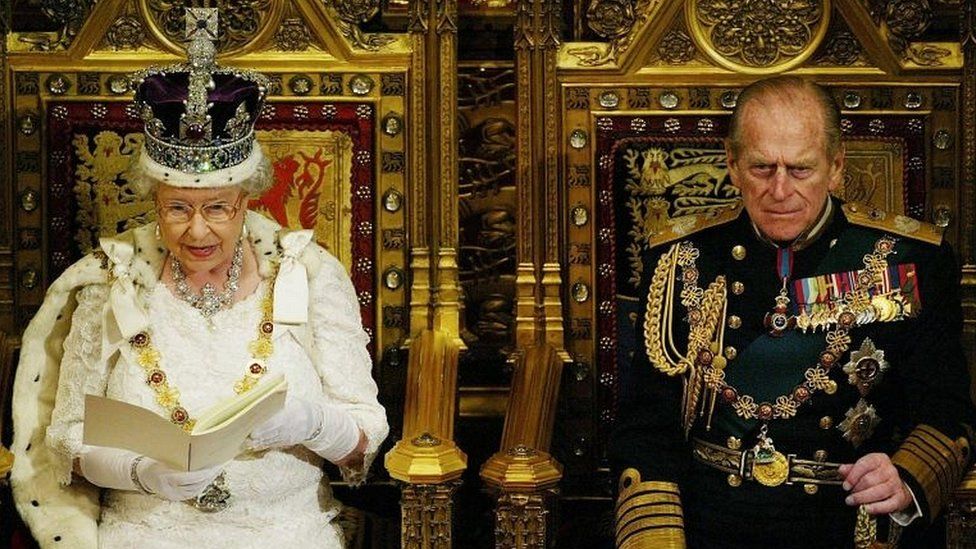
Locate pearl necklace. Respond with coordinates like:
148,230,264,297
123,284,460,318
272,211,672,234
171,240,244,319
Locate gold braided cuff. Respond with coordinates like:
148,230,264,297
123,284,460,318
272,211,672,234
891,424,971,519
615,468,686,549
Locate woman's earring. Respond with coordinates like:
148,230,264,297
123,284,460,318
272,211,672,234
155,223,161,240
241,223,249,240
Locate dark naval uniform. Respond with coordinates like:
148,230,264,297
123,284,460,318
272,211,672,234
609,197,975,549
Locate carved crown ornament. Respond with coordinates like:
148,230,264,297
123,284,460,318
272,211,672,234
686,0,831,73
8,0,405,57
558,0,963,74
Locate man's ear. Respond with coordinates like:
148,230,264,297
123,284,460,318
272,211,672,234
827,144,846,192
725,139,741,188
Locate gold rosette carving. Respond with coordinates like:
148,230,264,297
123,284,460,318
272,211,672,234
686,0,830,73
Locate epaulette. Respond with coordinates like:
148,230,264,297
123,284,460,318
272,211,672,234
841,202,943,246
647,201,744,249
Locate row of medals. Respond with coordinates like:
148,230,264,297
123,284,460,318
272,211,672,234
795,289,909,333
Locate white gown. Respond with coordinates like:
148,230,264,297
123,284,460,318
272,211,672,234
46,261,380,548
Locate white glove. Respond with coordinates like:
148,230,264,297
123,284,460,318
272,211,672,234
78,446,141,491
247,396,324,450
247,396,361,463
79,446,223,502
135,457,224,502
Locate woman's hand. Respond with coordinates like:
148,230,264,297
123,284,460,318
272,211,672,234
247,396,362,464
334,429,368,469
134,458,224,501
78,446,223,501
247,396,324,450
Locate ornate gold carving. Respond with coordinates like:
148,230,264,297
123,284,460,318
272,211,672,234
140,0,277,54
400,481,461,549
412,432,443,447
514,0,566,350
948,467,976,549
324,0,395,50
904,42,952,65
961,0,976,264
884,0,932,52
687,0,830,72
386,330,466,481
273,17,311,51
20,269,38,290
407,2,430,328
812,19,868,67
658,29,696,65
567,0,657,66
586,0,635,40
106,15,147,50
495,492,551,548
17,0,93,51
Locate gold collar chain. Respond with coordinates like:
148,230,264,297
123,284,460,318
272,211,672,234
680,235,898,422
128,268,277,432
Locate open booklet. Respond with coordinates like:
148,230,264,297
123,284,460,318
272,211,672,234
83,374,287,471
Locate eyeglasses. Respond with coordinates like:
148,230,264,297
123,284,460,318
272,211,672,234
156,193,245,224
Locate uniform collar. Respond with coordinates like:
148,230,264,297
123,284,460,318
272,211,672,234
750,197,834,252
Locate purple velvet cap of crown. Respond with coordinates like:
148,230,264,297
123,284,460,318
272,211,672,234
135,72,262,143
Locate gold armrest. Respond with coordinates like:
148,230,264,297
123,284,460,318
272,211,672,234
482,344,565,484
481,344,565,548
384,329,467,548
385,329,467,483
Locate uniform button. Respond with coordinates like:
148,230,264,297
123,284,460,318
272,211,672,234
728,474,742,487
804,484,819,495
732,245,747,260
724,346,737,360
726,436,741,450
814,450,828,462
824,380,838,394
819,416,834,429
732,281,745,295
727,315,742,329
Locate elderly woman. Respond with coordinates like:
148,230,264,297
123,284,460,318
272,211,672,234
10,22,387,549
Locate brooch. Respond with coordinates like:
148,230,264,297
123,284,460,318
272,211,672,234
843,338,889,396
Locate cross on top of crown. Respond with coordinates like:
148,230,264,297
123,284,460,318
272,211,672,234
185,8,218,42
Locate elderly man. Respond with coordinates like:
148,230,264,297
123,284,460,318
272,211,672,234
609,76,975,549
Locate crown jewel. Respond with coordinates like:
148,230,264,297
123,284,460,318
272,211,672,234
132,8,268,177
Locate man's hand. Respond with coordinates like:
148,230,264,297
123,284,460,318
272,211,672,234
839,452,912,514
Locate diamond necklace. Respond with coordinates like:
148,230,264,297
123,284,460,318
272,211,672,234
170,239,244,319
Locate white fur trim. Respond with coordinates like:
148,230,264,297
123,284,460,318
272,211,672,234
11,255,106,549
136,142,265,188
